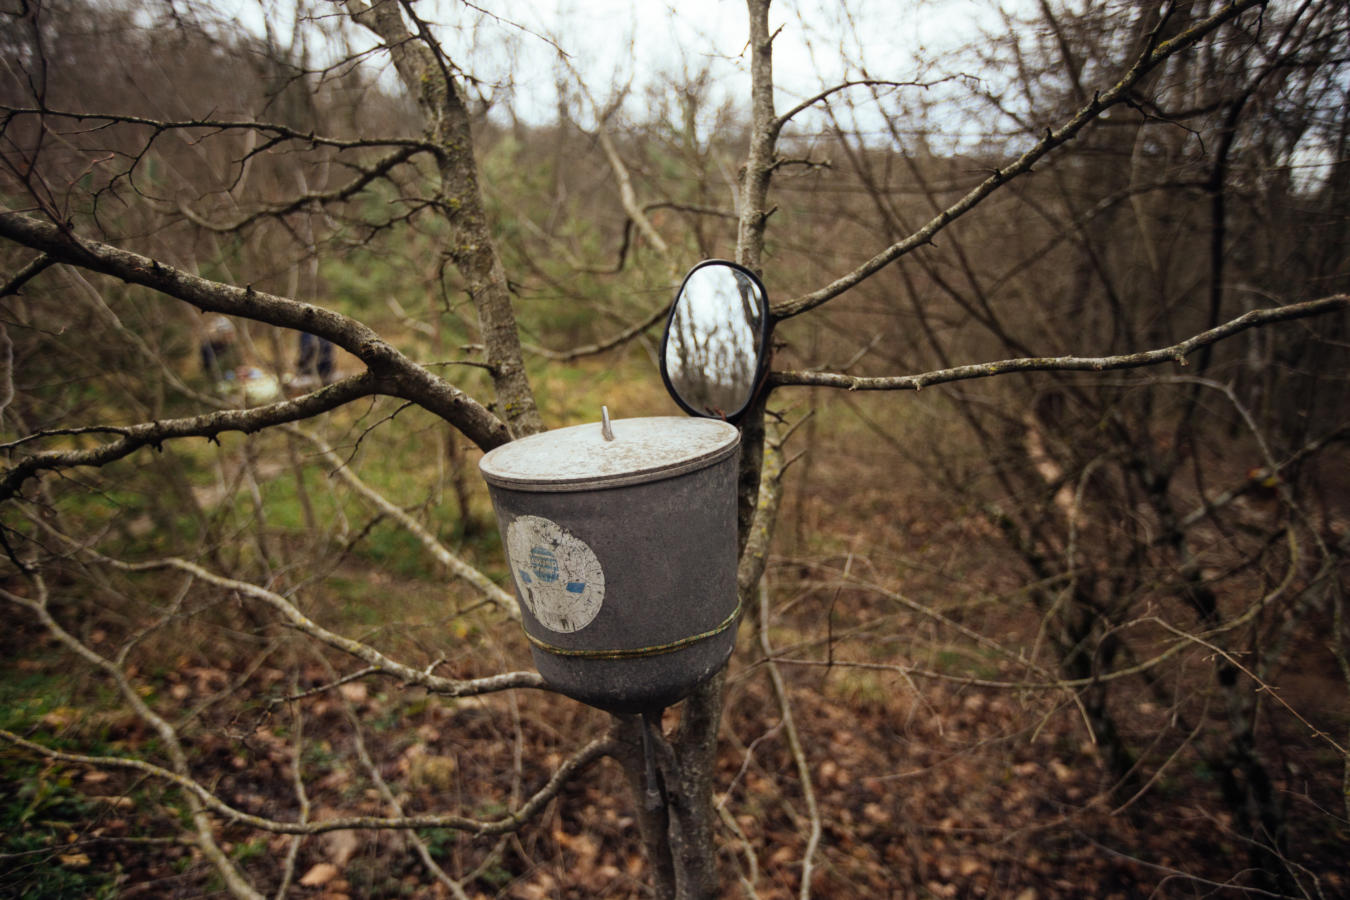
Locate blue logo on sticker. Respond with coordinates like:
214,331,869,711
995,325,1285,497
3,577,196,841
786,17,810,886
565,582,585,593
529,546,559,582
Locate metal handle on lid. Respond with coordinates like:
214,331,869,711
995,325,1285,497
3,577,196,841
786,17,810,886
601,406,615,441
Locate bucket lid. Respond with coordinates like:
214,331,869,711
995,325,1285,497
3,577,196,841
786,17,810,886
480,415,740,492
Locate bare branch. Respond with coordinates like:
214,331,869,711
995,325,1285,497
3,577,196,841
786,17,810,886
57,265,214,406
179,146,423,232
0,728,615,837
644,201,737,221
287,424,520,617
0,578,264,899
557,51,676,275
525,300,671,362
0,373,381,501
1176,422,1350,531
1,252,53,296
343,0,542,438
453,0,571,57
94,553,544,697
333,663,474,899
756,580,820,899
773,77,957,132
737,0,777,274
1149,617,1348,756
274,695,310,900
770,295,1349,392
773,0,1266,318
0,323,11,424
737,421,788,598
0,210,510,449
272,666,382,705
592,112,673,271
766,649,1190,693
0,105,439,153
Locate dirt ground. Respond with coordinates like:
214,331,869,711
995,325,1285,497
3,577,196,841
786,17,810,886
3,415,1347,898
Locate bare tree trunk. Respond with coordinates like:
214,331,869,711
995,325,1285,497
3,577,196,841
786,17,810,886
737,0,776,276
344,0,541,438
608,1,781,890
612,716,679,898
666,671,726,898
610,672,725,899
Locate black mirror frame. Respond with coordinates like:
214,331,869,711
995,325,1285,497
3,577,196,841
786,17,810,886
658,259,774,426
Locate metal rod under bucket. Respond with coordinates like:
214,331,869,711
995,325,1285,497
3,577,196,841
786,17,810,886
641,708,665,811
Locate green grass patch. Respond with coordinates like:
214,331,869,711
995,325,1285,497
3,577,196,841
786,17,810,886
0,757,120,900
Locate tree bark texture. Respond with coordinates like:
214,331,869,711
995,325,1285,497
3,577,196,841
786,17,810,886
737,0,776,277
345,0,542,438
0,210,510,453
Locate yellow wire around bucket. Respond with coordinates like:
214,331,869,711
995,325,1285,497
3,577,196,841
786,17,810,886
521,601,743,660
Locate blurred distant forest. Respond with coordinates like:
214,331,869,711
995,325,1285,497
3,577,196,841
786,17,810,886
2,0,1348,897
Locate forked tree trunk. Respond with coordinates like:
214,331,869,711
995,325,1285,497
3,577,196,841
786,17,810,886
353,2,778,893
343,0,542,439
612,671,727,900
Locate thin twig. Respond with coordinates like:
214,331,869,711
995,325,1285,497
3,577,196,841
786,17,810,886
329,654,473,900
773,0,1266,317
771,295,1348,392
0,727,615,838
0,577,264,900
1,105,437,152
273,666,381,705
180,147,422,232
57,547,544,697
757,579,820,900
0,252,54,296
1149,616,1347,755
273,688,310,900
523,301,672,362
287,424,519,617
1,374,382,501
773,77,958,130
0,209,510,451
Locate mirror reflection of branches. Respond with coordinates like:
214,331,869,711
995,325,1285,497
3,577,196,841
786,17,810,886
662,261,768,421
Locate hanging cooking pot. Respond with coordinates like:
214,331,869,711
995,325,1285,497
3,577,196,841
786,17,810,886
480,411,741,713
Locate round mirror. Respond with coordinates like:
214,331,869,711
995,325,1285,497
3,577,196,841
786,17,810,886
659,260,771,424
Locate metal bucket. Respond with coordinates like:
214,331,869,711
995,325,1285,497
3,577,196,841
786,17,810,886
479,415,741,713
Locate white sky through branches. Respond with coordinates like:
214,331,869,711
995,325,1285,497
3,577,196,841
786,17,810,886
209,0,1337,181
213,0,1015,143
487,0,1010,136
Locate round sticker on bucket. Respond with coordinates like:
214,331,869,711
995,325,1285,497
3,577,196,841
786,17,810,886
506,515,605,633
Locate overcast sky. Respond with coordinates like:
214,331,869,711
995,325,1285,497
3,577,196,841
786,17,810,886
475,0,1010,131
197,0,1041,151
209,0,1334,189
210,0,1015,136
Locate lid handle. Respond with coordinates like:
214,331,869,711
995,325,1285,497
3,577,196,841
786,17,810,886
601,406,615,441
